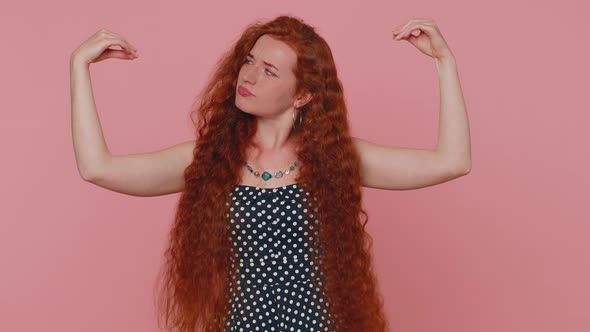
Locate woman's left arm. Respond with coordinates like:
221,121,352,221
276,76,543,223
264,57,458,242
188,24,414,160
394,18,471,170
434,55,472,171
354,19,471,190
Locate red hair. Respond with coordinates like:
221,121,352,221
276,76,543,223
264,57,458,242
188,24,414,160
154,15,388,331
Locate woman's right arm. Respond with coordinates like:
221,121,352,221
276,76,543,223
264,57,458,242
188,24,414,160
70,29,194,197
82,139,195,197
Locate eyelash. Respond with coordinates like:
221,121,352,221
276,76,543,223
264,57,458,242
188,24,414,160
244,58,276,76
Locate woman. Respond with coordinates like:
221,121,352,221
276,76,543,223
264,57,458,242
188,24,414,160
70,15,471,332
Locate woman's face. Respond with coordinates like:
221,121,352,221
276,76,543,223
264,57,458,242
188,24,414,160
235,34,300,118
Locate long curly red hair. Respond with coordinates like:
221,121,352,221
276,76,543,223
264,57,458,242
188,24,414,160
154,15,388,331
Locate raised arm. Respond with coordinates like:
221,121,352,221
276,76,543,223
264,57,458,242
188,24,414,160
70,28,194,197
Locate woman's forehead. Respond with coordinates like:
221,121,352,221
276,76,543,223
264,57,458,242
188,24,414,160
250,35,297,72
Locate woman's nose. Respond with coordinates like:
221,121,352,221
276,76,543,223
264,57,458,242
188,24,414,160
243,66,259,83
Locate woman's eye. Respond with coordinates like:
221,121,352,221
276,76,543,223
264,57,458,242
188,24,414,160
244,58,275,76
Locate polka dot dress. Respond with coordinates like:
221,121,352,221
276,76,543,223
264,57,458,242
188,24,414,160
224,183,333,332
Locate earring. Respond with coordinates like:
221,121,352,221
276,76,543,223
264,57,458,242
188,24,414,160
293,109,303,127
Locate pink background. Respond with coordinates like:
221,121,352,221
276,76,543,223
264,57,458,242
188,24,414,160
1,0,589,331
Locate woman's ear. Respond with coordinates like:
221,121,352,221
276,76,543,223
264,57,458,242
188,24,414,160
295,91,313,108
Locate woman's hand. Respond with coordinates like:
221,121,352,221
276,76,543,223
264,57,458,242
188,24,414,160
70,28,139,66
391,19,454,61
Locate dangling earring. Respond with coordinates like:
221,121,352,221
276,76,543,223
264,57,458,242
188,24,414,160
293,108,303,128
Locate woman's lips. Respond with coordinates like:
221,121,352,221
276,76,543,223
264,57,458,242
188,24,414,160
238,85,254,97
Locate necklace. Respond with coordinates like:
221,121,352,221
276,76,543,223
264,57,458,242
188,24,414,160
244,160,299,181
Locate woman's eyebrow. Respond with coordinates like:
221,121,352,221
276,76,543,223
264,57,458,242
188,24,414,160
248,53,280,72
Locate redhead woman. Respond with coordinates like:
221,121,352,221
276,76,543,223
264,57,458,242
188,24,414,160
70,15,471,332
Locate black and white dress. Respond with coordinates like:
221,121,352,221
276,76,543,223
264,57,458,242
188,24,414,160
224,183,333,332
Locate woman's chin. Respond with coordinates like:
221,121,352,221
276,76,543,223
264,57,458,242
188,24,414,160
235,103,256,116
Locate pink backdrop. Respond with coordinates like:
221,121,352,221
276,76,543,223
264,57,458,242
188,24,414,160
1,0,588,331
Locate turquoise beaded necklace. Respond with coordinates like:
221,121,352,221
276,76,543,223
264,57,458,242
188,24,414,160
244,161,299,181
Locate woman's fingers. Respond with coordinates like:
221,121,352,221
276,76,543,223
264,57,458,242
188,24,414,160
88,36,137,64
392,19,432,40
392,21,412,37
98,29,138,54
103,34,138,55
72,28,140,65
102,37,138,57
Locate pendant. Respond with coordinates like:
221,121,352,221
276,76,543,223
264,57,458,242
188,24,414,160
245,160,298,182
